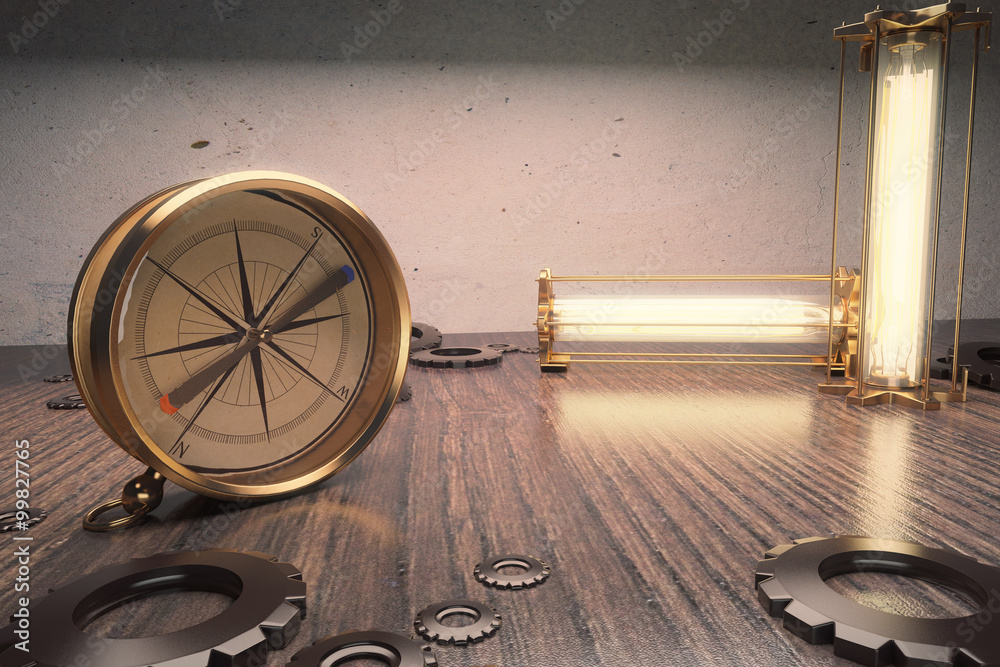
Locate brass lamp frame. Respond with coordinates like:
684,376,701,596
536,269,859,373
818,3,990,410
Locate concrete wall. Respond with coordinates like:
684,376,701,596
1,0,997,344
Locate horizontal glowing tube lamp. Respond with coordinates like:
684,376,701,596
819,3,990,409
536,269,859,372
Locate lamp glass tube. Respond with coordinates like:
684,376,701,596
861,29,946,388
550,294,843,343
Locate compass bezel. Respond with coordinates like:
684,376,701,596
68,171,410,500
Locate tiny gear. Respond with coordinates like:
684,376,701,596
0,508,48,533
475,554,550,590
755,535,1000,667
409,347,502,369
396,381,413,403
0,549,306,666
42,374,74,383
287,630,437,666
487,343,520,353
411,322,443,352
46,393,87,409
413,599,501,646
520,346,540,354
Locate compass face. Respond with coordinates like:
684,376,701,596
69,173,409,499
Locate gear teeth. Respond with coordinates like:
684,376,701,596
893,640,954,667
764,544,796,558
260,600,303,649
271,560,306,581
832,626,894,666
421,643,439,666
757,577,793,616
210,627,269,665
782,600,834,644
754,559,776,587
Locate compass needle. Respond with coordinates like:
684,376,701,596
69,172,407,518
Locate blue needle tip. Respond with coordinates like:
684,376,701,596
342,266,355,283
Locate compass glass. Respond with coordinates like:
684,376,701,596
116,190,371,474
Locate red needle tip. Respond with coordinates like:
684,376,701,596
160,394,179,415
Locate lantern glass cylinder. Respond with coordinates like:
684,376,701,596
861,29,946,388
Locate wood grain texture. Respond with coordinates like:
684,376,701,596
1,321,999,665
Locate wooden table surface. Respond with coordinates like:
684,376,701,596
2,321,1000,666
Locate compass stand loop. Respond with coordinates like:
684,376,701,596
83,468,166,532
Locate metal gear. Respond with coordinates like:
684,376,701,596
414,599,501,646
411,322,443,352
42,374,74,383
287,630,437,666
0,549,306,667
487,343,520,353
930,341,1000,390
0,508,48,533
755,535,1000,667
45,393,86,410
520,346,540,355
397,381,413,403
474,554,550,590
409,347,502,369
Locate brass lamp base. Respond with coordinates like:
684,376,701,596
819,367,968,411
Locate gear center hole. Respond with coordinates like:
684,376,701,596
80,590,235,638
436,606,481,627
496,561,529,576
824,571,982,619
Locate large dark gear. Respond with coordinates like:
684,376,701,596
409,347,502,369
413,599,501,646
0,549,306,667
287,630,437,666
411,322,443,352
930,341,1000,390
474,554,550,590
755,535,1000,667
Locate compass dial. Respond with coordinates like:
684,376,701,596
69,173,409,500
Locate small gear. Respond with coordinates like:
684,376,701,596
409,347,502,369
520,346,540,354
414,599,501,646
42,374,74,383
287,630,437,666
396,381,413,402
486,343,520,353
411,322,443,352
755,535,1000,667
0,549,306,667
0,508,48,532
475,554,550,590
46,393,87,409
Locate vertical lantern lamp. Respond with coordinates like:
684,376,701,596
819,4,991,409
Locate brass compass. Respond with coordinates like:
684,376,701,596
69,172,410,530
